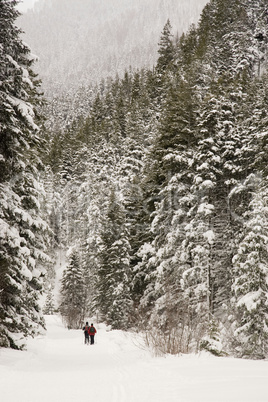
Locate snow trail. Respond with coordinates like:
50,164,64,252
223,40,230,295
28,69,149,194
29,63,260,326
1,315,268,402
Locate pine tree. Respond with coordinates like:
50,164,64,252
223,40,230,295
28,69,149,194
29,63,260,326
156,19,175,75
0,0,48,349
232,177,268,359
181,194,215,340
43,286,56,315
95,188,132,329
59,247,86,329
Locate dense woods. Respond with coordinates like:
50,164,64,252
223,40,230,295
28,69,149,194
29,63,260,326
1,0,268,359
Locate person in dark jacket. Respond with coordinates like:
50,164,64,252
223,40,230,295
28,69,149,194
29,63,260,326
82,321,90,344
89,323,97,345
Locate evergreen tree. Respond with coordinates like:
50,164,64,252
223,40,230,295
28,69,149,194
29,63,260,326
59,247,86,329
156,19,175,75
0,0,48,349
43,286,56,315
95,188,132,329
232,177,268,359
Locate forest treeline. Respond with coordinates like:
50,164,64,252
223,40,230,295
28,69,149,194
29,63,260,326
1,0,268,359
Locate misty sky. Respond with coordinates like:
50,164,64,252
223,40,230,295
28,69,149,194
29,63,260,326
17,0,38,13
17,0,209,13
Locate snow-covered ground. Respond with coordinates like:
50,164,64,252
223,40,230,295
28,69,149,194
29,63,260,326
1,315,268,402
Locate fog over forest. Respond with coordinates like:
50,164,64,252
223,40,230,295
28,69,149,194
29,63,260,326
19,0,209,95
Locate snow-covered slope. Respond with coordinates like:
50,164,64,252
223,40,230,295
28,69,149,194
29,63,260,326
0,315,267,402
18,0,209,95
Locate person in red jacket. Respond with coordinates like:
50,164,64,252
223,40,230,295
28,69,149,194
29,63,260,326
89,323,97,345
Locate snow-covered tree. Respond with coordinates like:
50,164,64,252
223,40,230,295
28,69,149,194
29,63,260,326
0,0,48,349
232,177,268,359
59,247,86,329
94,188,132,329
43,286,56,315
156,19,175,75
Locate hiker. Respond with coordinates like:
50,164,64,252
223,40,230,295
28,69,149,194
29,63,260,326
89,323,97,345
82,321,90,345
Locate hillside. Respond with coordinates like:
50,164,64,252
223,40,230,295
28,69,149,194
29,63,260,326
18,0,208,95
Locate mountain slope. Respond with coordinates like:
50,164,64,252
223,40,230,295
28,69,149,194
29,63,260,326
18,0,208,95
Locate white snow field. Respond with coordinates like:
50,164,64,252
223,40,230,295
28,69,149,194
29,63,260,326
1,315,268,402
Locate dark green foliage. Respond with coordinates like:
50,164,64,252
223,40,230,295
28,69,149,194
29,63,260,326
156,19,175,75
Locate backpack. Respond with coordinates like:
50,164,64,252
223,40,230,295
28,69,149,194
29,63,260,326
89,326,95,334
84,326,89,335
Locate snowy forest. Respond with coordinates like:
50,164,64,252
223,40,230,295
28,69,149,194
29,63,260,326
1,0,268,361
18,0,208,95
